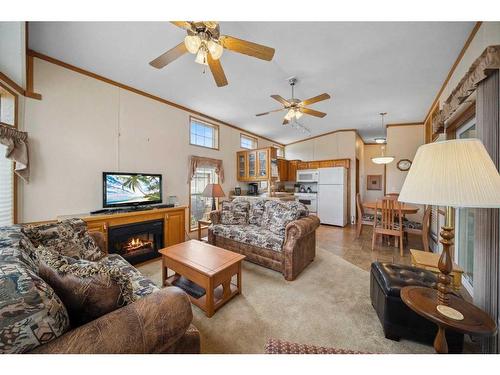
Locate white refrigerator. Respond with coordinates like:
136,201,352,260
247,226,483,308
317,167,348,226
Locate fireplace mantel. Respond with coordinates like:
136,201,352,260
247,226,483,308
58,206,187,255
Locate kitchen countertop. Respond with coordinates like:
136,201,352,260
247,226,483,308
229,193,295,201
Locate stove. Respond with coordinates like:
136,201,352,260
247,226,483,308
294,192,317,214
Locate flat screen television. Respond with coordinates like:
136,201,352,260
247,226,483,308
103,172,162,208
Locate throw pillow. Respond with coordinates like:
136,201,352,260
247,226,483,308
248,199,266,225
22,218,105,261
36,247,134,327
222,198,250,213
220,210,248,225
262,201,309,236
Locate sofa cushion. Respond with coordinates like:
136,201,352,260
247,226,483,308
249,199,266,226
22,219,105,261
220,210,248,225
0,261,70,353
0,225,39,271
37,248,125,327
211,224,284,252
262,201,309,236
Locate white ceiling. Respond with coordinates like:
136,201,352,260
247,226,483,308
29,22,475,144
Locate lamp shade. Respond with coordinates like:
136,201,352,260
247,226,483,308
398,139,500,208
202,183,225,198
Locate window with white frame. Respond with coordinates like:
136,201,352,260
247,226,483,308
240,134,257,150
190,166,218,230
274,144,285,158
190,117,219,149
455,118,477,294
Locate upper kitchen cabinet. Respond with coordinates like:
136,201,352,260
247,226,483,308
237,147,277,182
277,159,289,181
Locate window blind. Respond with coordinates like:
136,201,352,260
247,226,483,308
0,143,13,226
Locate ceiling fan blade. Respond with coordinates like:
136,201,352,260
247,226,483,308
301,107,327,118
256,108,285,116
283,118,289,125
270,95,291,106
208,54,228,87
220,35,275,61
299,93,331,106
170,21,193,30
149,42,188,69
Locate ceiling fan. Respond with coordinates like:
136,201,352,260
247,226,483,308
149,21,275,87
256,78,331,125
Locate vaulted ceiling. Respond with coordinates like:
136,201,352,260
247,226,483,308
29,22,475,144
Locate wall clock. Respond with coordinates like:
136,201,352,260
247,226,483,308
397,159,412,171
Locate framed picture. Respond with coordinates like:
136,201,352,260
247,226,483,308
234,187,241,196
367,175,382,190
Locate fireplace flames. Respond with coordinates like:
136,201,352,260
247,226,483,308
124,237,154,253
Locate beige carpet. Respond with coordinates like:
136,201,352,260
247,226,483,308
138,248,433,354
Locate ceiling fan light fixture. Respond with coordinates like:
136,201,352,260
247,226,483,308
184,35,202,54
284,109,295,121
195,47,208,65
294,109,303,119
207,40,224,60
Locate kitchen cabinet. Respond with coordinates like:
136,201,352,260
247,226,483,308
277,159,289,181
236,147,277,181
297,162,309,170
307,161,320,169
287,160,299,182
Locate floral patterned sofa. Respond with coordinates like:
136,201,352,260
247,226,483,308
0,219,199,354
208,198,320,281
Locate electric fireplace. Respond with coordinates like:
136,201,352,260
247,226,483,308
108,220,163,265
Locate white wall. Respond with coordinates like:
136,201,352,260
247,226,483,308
0,22,25,87
21,58,273,223
285,130,358,222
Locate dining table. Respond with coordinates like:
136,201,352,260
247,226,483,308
363,202,420,214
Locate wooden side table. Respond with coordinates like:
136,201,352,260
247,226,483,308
197,219,211,242
401,286,497,353
410,249,464,291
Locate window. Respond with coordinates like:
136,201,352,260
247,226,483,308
240,134,257,150
274,144,285,158
455,118,476,294
190,117,219,149
190,166,218,230
0,88,15,226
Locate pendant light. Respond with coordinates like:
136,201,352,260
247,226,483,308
371,112,395,164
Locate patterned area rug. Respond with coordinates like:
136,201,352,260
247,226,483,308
138,247,433,354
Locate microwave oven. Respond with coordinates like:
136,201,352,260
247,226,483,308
296,169,319,183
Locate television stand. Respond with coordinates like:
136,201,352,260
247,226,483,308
90,204,174,215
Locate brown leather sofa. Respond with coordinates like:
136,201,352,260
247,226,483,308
31,232,201,354
0,222,200,354
208,204,320,281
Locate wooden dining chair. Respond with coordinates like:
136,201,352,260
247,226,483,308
385,193,400,200
356,193,374,238
404,206,431,252
372,198,404,256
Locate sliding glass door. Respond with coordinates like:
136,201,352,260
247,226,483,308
455,118,476,294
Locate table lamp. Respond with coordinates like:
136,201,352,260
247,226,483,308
398,139,500,320
202,183,225,211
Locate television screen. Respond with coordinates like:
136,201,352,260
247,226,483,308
103,172,162,208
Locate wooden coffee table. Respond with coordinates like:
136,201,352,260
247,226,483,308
159,240,245,317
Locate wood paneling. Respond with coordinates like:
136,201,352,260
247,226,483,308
27,49,282,146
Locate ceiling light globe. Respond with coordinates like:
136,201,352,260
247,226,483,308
194,47,208,66
284,109,295,121
371,156,395,165
184,35,202,54
374,137,386,144
295,110,303,119
207,40,224,60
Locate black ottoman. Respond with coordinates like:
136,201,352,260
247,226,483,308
370,261,464,353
